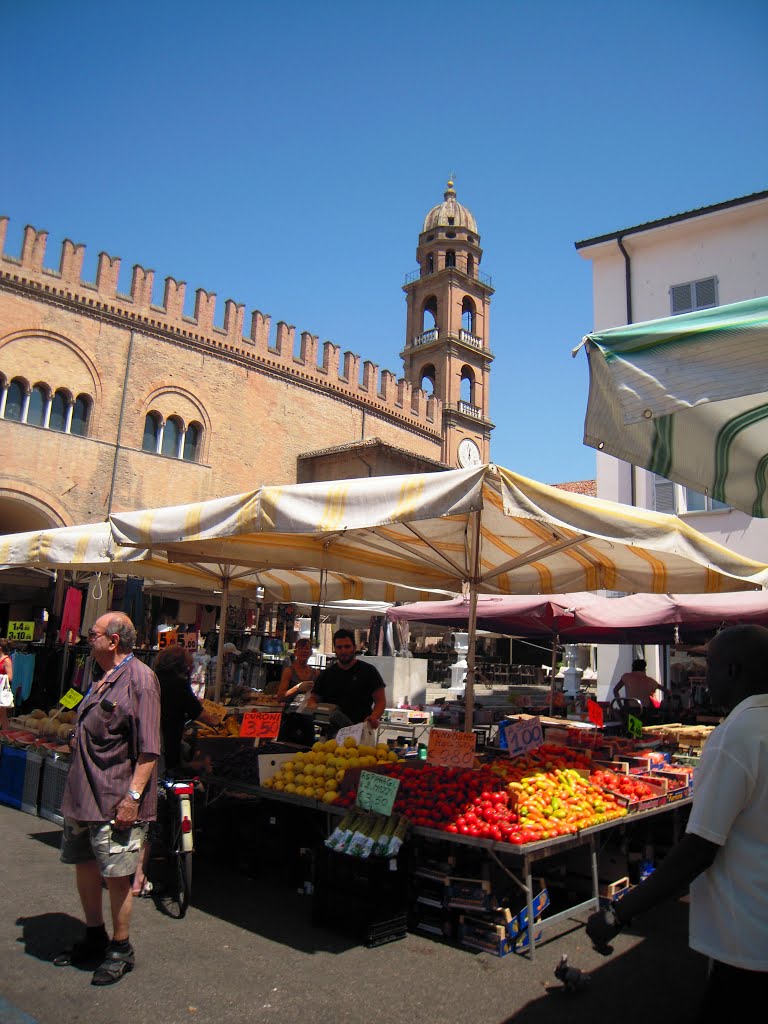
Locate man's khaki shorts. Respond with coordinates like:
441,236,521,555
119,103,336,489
61,818,149,878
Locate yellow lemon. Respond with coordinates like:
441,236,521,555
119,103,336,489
335,769,346,782
313,740,326,752
324,765,336,779
283,770,295,783
314,787,325,800
388,751,399,762
322,790,337,804
324,739,337,752
303,764,316,777
325,778,338,791
294,751,306,764
261,777,274,789
344,736,357,748
347,757,361,769
285,783,297,794
273,780,285,791
294,774,306,786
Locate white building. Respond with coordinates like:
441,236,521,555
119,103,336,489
575,189,768,698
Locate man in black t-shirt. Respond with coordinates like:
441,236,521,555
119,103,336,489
307,629,386,735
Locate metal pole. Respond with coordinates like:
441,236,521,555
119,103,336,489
548,634,559,717
463,509,482,734
213,577,230,703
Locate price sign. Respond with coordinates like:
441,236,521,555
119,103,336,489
587,700,604,728
201,699,228,723
356,770,400,815
158,629,178,649
335,722,365,746
627,713,643,739
60,689,84,710
240,710,282,739
426,728,476,769
181,631,198,651
7,620,33,641
502,716,543,757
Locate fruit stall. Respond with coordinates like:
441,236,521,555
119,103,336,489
194,716,697,958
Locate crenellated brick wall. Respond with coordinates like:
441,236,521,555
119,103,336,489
0,217,442,432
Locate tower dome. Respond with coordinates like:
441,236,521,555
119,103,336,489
422,180,478,233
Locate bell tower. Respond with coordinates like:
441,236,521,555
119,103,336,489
401,180,494,467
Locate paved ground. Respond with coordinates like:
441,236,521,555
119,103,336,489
0,801,707,1024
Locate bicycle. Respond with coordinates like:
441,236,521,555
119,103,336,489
151,774,197,919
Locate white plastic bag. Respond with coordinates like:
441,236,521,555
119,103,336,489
0,674,14,708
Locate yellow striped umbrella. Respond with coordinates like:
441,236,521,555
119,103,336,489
109,464,768,722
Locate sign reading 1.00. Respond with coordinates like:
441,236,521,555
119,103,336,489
503,716,543,757
7,621,34,642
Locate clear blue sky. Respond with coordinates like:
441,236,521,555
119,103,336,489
2,0,766,485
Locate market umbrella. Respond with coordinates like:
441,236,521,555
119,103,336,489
108,464,768,727
575,296,768,517
387,589,768,645
0,522,451,699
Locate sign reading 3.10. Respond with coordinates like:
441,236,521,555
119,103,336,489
7,620,34,642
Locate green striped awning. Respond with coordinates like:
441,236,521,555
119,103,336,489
577,296,768,517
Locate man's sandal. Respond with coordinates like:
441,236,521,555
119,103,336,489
91,945,135,986
53,936,108,967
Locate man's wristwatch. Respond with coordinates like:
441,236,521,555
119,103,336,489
127,789,142,802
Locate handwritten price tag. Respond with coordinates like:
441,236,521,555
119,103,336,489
60,689,84,710
627,713,643,739
356,770,400,815
240,711,282,739
502,716,543,757
201,699,228,724
158,629,178,649
426,728,476,769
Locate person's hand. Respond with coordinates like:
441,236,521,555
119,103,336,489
586,907,622,952
113,795,139,830
366,715,380,729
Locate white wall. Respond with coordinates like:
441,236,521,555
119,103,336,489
580,194,768,691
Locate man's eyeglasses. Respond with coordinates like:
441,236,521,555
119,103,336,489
87,629,110,641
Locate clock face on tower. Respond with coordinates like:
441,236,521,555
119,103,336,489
457,438,481,468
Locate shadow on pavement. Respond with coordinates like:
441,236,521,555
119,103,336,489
15,912,88,966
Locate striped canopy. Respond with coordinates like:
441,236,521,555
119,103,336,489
110,464,768,596
577,296,768,517
109,463,768,723
0,522,445,605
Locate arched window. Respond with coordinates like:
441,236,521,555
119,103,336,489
422,297,438,332
461,298,476,334
71,394,91,436
182,422,201,462
420,365,436,395
5,379,25,422
49,390,69,432
426,254,434,274
445,250,456,269
142,411,162,453
161,415,183,457
27,384,48,427
466,254,474,277
460,367,475,405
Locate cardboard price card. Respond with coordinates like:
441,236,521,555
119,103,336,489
7,620,34,642
59,688,84,710
426,727,476,769
240,710,282,739
200,699,228,724
503,716,543,757
356,769,400,815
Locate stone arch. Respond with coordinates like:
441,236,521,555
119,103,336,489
0,479,74,533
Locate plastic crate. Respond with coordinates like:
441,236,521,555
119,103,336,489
0,746,27,809
22,750,44,815
39,757,69,825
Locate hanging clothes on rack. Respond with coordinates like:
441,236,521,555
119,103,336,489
120,577,145,625
80,575,114,636
58,586,83,644
11,650,36,702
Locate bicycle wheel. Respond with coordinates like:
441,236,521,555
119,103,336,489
173,848,193,918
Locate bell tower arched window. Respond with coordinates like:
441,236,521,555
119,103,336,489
142,411,162,453
27,384,49,427
161,415,183,458
420,364,436,395
422,297,438,333
183,422,202,462
460,366,475,406
461,298,476,335
445,250,456,269
5,379,25,422
49,390,69,432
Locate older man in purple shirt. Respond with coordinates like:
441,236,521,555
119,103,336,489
54,611,160,986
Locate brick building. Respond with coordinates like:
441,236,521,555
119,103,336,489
0,181,493,540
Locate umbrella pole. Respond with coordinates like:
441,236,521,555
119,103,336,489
213,577,230,704
464,584,479,733
548,634,559,717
